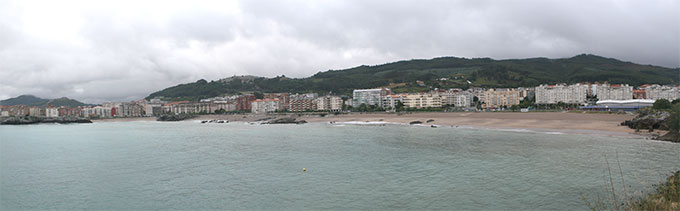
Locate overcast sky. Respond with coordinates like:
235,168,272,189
1,0,678,103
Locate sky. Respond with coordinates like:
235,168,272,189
0,0,678,103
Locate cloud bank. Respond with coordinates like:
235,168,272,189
0,0,678,103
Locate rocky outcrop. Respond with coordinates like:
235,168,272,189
0,116,92,125
409,121,423,125
265,117,307,124
201,120,228,124
621,110,670,131
156,114,196,121
657,131,680,143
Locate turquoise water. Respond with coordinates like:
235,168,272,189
1,121,679,210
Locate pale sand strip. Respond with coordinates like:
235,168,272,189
91,112,639,136
300,112,637,134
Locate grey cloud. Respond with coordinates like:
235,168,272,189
0,0,678,103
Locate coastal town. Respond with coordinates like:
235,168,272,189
1,82,678,119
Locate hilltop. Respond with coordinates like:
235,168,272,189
147,54,679,101
0,95,87,107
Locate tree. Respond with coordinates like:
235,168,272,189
653,99,672,110
519,96,535,108
510,105,520,112
254,92,264,99
668,104,680,133
395,101,405,111
358,103,368,112
672,99,680,105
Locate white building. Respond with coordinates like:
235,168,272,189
643,84,680,101
535,83,589,104
315,96,343,111
440,89,474,107
592,83,633,100
46,107,59,117
402,93,442,109
251,99,280,114
353,88,390,107
383,94,405,109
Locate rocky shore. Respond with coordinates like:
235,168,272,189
156,114,196,121
621,109,679,143
263,117,307,124
0,116,92,125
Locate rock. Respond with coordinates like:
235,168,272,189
255,117,275,122
265,117,307,124
657,131,680,143
426,119,435,123
621,110,670,130
409,121,423,125
0,116,92,125
157,114,196,121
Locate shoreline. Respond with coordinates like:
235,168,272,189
194,112,643,137
88,112,654,138
301,112,637,133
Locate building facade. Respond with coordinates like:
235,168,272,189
535,83,589,104
440,89,473,107
315,96,343,111
483,88,520,108
353,88,390,107
289,93,318,112
402,93,442,109
643,84,679,101
251,99,280,114
593,83,633,100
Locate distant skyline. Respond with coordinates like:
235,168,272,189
1,0,678,103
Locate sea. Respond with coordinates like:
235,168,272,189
1,121,679,210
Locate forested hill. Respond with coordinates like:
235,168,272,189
0,95,87,107
146,54,679,101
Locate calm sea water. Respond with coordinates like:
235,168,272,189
1,121,679,210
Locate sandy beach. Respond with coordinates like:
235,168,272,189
185,112,638,135
90,112,642,136
302,112,638,133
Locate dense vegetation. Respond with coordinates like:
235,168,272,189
147,54,679,101
0,95,86,107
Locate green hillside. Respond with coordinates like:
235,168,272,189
147,54,679,101
0,95,87,107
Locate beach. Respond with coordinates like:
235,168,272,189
169,112,637,135
90,112,639,136
303,112,637,133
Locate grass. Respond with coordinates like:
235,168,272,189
582,153,680,211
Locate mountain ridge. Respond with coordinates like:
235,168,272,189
0,95,87,107
146,54,679,101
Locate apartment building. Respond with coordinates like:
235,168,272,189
440,89,473,107
592,83,633,100
383,94,405,109
483,88,520,108
353,88,390,107
289,93,318,111
315,95,343,111
643,84,679,101
402,93,442,109
535,83,589,104
251,99,280,114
